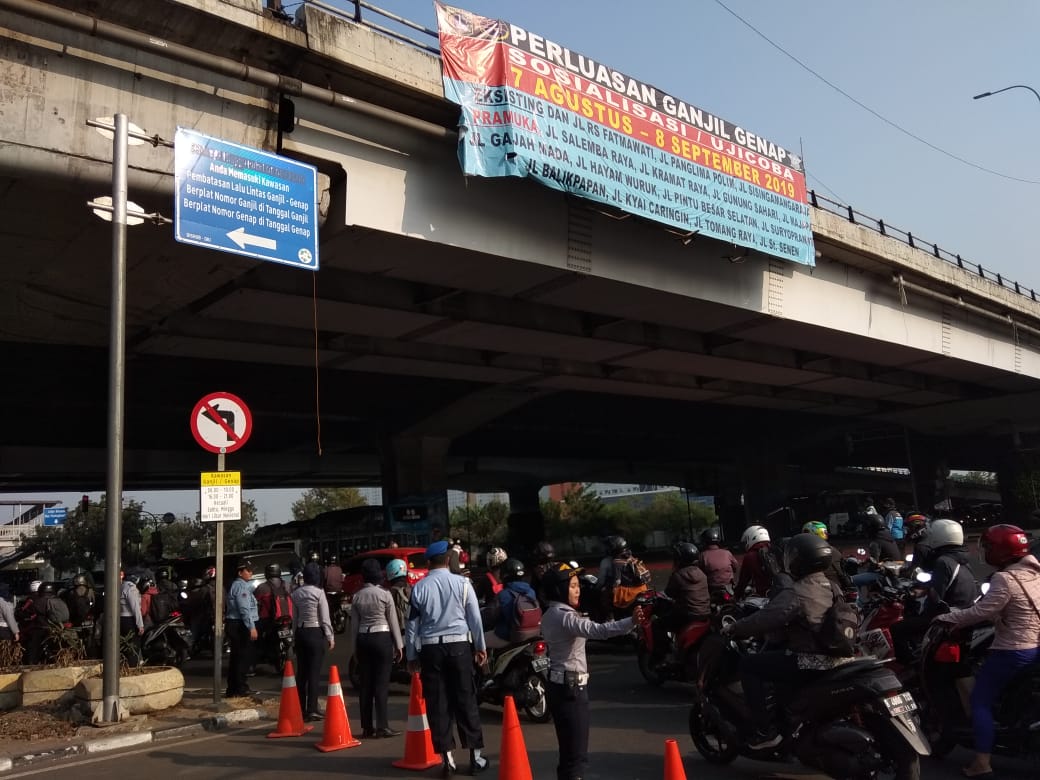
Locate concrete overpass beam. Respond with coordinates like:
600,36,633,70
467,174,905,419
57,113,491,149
506,486,545,557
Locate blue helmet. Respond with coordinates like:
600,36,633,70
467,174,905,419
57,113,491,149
386,558,408,581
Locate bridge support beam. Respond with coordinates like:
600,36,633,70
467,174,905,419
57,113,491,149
380,435,450,546
905,434,950,515
997,450,1039,526
506,486,544,557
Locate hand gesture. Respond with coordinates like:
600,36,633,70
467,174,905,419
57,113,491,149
394,647,403,663
474,649,488,667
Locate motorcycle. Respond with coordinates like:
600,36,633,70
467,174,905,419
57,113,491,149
327,591,347,635
257,616,295,673
633,590,713,686
689,633,929,780
477,637,551,723
141,611,193,667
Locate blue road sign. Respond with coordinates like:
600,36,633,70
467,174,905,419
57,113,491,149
174,129,319,270
43,507,67,526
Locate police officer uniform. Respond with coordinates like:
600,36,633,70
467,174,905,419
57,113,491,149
225,559,258,697
541,563,636,780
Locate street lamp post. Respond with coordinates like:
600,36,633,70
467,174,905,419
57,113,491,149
973,84,1040,105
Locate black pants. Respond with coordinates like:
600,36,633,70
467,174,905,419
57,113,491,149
22,626,46,664
295,626,325,714
419,641,484,753
226,620,253,696
119,616,141,667
357,631,393,730
739,651,802,732
548,681,590,780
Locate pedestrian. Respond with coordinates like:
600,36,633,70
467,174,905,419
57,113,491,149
405,540,489,777
291,561,334,720
349,558,403,738
540,562,642,780
0,583,19,649
118,569,144,667
225,558,258,698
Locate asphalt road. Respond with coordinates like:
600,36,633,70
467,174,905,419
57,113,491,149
1,638,1033,780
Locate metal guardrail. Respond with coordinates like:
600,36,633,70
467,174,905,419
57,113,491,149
299,2,1037,304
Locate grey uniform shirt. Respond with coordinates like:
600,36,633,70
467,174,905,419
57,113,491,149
0,598,17,635
290,584,334,643
120,580,143,630
349,584,403,651
540,601,634,677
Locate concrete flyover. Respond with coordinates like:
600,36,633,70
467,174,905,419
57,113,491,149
1,0,1038,525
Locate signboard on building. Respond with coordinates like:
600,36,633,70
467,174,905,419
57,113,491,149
435,3,814,266
200,471,242,522
174,129,319,270
43,507,67,526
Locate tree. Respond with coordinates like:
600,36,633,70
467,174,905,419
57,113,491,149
290,488,367,522
449,500,509,545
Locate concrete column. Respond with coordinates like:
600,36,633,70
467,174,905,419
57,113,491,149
380,435,451,546
997,451,1038,526
904,433,949,514
506,485,544,556
738,453,791,539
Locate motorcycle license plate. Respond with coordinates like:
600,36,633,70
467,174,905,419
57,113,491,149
883,692,917,716
531,657,549,673
278,628,292,639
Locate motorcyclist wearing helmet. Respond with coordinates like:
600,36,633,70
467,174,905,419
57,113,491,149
865,512,901,562
255,563,293,666
918,519,977,608
801,521,854,593
529,541,557,609
540,562,643,780
933,525,1040,779
322,554,344,594
735,525,780,597
478,546,508,605
723,533,854,749
186,567,217,655
386,558,411,631
19,581,71,664
63,573,96,627
597,535,646,617
651,542,710,663
484,558,538,650
698,527,738,590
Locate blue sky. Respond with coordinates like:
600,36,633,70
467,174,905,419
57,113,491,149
7,2,1038,523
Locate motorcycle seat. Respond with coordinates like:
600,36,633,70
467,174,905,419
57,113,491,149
811,659,886,683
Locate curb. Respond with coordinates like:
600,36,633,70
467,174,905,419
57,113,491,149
0,707,268,772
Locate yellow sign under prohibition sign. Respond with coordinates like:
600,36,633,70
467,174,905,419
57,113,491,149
200,470,242,522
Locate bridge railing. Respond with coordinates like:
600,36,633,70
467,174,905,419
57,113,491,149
295,2,1037,305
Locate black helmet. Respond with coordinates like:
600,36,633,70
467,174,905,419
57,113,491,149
156,567,170,582
39,582,56,595
72,574,88,588
864,513,885,534
265,563,281,580
500,558,526,583
533,541,556,564
700,527,722,546
308,551,320,562
672,542,700,568
327,555,338,565
783,533,833,579
236,558,254,572
607,536,628,556
542,562,584,603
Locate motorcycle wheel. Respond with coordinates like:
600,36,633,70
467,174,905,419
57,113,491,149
637,645,666,687
174,647,189,669
688,700,738,765
521,672,551,724
868,715,921,780
332,611,346,635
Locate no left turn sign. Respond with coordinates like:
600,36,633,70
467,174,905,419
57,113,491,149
190,392,252,453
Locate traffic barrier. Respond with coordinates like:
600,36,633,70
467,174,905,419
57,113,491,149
391,672,441,770
498,695,532,780
663,738,687,780
267,659,313,738
315,665,361,752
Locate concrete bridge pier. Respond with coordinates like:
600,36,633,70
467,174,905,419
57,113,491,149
506,486,544,558
997,450,1039,526
379,435,450,545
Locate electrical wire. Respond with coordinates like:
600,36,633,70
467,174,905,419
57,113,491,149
712,0,1040,186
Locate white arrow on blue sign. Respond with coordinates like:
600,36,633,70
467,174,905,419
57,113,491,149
43,507,67,526
173,129,319,271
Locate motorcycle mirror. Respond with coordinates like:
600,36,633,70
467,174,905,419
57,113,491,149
915,571,932,584
905,553,914,563
980,582,990,596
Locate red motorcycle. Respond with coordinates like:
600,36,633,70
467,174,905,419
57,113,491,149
633,590,713,686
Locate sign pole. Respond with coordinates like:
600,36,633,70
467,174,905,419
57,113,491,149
213,451,225,704
101,113,129,724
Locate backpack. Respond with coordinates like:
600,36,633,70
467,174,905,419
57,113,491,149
149,591,176,624
272,588,293,620
510,590,542,643
15,596,38,627
758,545,783,583
813,583,859,657
616,557,652,588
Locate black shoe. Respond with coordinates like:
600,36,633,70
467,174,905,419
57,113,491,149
361,729,376,739
376,728,401,738
304,712,323,722
469,754,490,775
747,729,782,750
441,762,456,779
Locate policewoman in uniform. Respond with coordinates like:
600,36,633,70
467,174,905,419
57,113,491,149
541,562,642,780
349,558,402,737
292,561,334,720
405,540,489,777
225,558,258,698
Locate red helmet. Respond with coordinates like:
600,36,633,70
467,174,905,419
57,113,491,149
981,524,1030,568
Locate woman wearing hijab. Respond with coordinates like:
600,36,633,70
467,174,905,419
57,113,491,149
291,561,334,721
349,558,403,738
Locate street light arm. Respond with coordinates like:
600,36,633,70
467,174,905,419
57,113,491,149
973,84,1040,104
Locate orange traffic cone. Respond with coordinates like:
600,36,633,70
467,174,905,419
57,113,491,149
267,659,314,738
392,672,441,770
498,695,533,780
663,738,687,780
315,665,361,752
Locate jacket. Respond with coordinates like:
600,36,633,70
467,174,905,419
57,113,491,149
869,528,900,562
926,545,977,609
494,581,537,641
700,546,738,588
664,565,710,618
940,555,1040,651
826,544,854,591
730,571,833,653
736,543,778,597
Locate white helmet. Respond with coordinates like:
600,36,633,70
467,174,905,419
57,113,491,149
485,547,507,569
926,518,963,548
741,525,770,549
29,580,42,592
